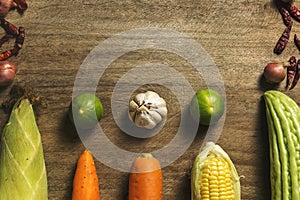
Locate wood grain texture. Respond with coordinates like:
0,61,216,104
0,0,299,199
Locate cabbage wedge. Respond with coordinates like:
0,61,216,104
0,98,48,199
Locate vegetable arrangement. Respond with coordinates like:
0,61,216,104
0,0,297,199
72,150,100,200
0,98,48,199
191,142,240,200
128,153,162,200
264,90,300,199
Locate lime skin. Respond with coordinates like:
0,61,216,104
190,89,225,126
68,93,104,129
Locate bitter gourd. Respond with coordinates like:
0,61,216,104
0,98,48,199
264,90,300,200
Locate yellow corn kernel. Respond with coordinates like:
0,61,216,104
191,142,240,200
200,153,235,200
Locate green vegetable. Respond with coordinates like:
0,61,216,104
190,89,225,126
264,90,300,200
0,99,48,199
68,93,104,129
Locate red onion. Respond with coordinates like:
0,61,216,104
263,62,287,84
0,0,13,17
0,61,16,86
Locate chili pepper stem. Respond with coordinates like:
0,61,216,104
283,61,290,67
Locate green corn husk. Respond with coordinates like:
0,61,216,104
0,99,48,199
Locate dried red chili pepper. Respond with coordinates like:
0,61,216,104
287,56,296,88
279,7,293,26
290,59,300,90
0,19,25,60
13,0,28,12
294,34,300,50
12,27,25,55
274,24,292,54
0,34,12,47
286,3,300,22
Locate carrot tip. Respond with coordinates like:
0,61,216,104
140,153,153,159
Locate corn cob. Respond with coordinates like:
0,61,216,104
191,142,240,200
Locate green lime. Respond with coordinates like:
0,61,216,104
190,89,225,126
68,93,104,129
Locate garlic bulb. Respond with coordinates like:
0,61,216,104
129,91,167,129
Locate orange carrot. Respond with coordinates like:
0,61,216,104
72,150,100,200
129,153,162,200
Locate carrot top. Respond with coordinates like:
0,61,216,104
130,153,161,173
129,153,162,200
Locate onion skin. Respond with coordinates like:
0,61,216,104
0,61,16,86
263,63,286,84
0,0,13,18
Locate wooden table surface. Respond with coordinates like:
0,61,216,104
1,0,300,199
